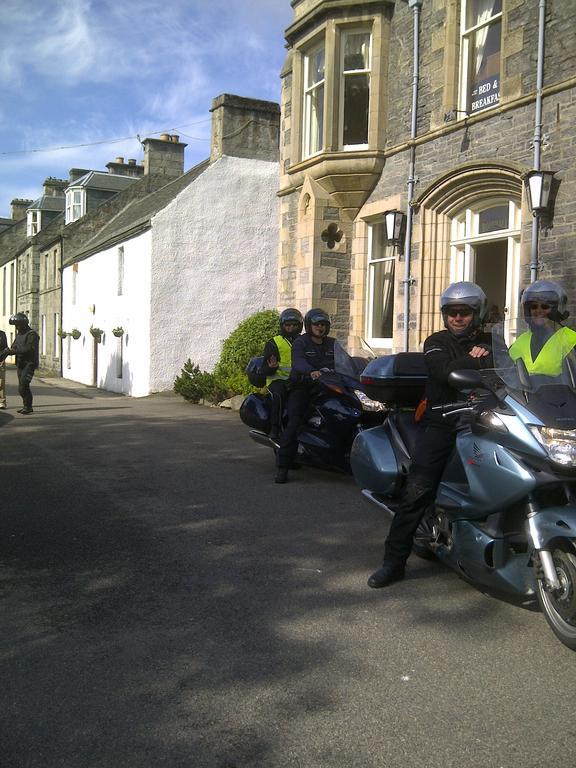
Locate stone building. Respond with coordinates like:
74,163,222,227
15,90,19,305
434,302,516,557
279,0,576,353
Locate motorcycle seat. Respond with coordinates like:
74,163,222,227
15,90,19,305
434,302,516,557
393,411,421,458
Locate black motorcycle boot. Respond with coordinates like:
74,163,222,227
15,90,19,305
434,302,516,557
275,467,289,484
367,561,406,588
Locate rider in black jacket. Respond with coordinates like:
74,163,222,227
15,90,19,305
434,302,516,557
274,308,335,484
368,282,493,588
2,313,40,415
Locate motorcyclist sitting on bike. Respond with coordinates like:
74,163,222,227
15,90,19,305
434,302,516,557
509,280,576,379
274,308,335,484
260,308,304,441
368,281,494,588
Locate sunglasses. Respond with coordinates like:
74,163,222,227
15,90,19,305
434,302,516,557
311,321,328,327
283,321,300,326
446,308,473,318
528,303,551,311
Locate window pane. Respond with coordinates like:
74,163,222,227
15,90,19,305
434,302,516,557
466,0,501,29
469,20,500,113
306,83,324,154
371,259,395,339
343,74,369,145
344,32,370,71
478,204,508,234
307,48,325,88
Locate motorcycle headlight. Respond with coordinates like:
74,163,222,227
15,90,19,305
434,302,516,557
354,390,387,412
530,426,576,467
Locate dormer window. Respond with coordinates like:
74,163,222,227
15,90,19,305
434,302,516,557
27,210,41,237
65,188,85,223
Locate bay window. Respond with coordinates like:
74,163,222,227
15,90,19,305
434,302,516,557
65,188,85,223
460,0,502,116
340,30,371,148
303,44,325,158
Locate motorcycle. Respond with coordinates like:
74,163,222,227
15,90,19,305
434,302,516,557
240,341,386,473
351,320,576,651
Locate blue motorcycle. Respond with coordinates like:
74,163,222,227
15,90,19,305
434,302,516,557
240,342,386,473
351,321,576,650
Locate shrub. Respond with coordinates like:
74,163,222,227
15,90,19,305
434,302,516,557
174,360,217,404
213,309,279,397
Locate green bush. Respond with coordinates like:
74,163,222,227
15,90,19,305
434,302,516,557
213,309,279,397
173,309,280,403
174,360,217,403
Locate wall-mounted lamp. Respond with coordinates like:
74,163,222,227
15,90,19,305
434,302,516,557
384,210,407,248
524,169,555,215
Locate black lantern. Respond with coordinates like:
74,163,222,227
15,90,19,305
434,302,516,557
384,210,407,248
524,170,555,215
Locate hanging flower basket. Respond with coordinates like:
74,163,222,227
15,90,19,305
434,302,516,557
70,328,81,340
57,328,67,339
112,326,124,338
90,326,103,340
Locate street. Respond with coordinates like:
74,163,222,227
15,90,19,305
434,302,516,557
1,367,576,768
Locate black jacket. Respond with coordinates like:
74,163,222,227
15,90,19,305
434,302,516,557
0,330,7,353
423,329,493,421
290,334,336,381
12,328,40,369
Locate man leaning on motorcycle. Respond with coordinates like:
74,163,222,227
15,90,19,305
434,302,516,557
368,281,494,588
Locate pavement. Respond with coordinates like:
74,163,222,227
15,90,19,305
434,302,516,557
1,368,576,768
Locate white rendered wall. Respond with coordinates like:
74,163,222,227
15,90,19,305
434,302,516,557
61,230,152,396
149,155,279,392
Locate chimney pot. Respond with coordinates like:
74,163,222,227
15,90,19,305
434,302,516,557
128,158,136,166
115,156,124,164
171,135,180,143
160,133,171,142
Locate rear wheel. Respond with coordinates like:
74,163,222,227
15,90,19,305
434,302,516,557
412,514,436,561
536,546,576,651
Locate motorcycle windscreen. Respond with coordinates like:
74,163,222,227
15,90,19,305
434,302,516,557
350,424,402,495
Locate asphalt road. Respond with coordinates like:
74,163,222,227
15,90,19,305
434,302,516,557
1,368,576,768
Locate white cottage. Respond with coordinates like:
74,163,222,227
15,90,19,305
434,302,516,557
61,95,280,396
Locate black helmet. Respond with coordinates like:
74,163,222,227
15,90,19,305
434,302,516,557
9,312,29,326
440,281,488,336
304,308,331,334
521,279,569,323
279,308,303,337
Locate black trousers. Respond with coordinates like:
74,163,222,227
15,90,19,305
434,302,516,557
267,379,290,434
383,421,457,566
276,385,313,468
17,363,35,408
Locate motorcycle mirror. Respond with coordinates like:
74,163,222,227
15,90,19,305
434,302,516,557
448,369,484,392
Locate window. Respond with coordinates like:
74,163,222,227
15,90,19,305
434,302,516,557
367,222,395,345
2,267,6,314
53,313,60,359
27,210,41,237
340,30,371,148
10,263,14,313
117,246,124,296
44,253,49,288
41,316,47,356
303,43,325,158
65,188,84,223
53,249,58,286
460,0,502,116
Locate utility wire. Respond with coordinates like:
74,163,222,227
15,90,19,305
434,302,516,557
0,119,212,157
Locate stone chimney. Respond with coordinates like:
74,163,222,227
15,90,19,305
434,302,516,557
142,134,187,179
43,178,67,196
10,199,33,221
210,94,280,163
105,157,145,178
69,168,92,183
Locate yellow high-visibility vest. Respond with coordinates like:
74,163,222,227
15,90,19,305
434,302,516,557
509,327,576,376
266,335,293,387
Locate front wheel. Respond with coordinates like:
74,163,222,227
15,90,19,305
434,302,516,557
536,546,576,651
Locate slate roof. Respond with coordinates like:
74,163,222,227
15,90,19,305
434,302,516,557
67,171,137,193
67,159,210,263
28,194,65,212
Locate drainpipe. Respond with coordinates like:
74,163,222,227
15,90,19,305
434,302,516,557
402,0,422,351
530,0,547,283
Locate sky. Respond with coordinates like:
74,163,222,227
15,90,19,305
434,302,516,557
0,0,293,216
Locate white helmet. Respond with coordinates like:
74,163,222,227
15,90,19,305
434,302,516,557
521,280,569,323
